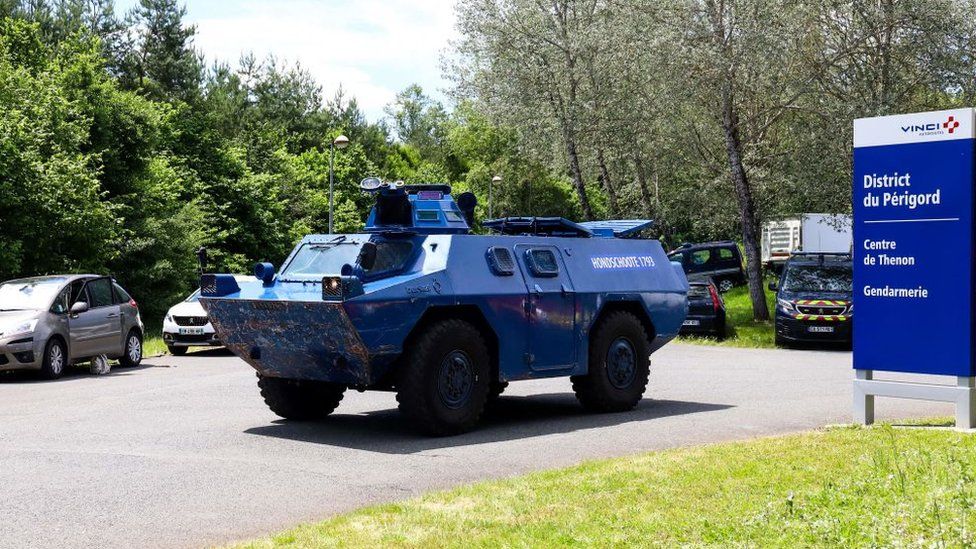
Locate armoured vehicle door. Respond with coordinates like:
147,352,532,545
516,245,577,370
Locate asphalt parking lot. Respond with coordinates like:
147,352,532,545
0,343,951,549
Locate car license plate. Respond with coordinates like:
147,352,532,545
808,326,834,333
683,319,701,327
179,327,205,335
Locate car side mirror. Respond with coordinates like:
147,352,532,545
70,301,89,315
768,281,778,291
357,242,378,271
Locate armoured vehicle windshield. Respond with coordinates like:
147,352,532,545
282,236,416,280
283,239,364,277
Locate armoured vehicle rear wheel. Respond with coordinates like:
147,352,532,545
572,311,650,412
397,319,490,436
257,374,346,420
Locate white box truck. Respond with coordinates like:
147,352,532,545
761,214,852,267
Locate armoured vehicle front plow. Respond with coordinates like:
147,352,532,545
204,299,374,386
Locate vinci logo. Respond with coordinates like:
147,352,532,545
901,115,961,136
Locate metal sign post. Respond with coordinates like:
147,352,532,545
853,108,976,429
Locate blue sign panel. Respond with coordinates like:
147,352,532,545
853,109,975,376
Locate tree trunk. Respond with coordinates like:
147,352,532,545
596,148,619,216
565,136,594,220
632,155,655,218
721,84,770,321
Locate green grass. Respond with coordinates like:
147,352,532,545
234,425,976,548
680,285,778,348
143,335,168,358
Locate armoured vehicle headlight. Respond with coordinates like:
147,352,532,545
322,276,364,301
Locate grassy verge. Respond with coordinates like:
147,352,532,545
141,320,168,358
680,285,778,348
143,335,168,357
235,424,976,548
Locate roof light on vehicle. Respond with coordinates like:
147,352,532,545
360,177,386,192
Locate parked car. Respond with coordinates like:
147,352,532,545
0,275,144,379
679,280,726,339
769,252,852,347
668,241,745,292
162,276,251,355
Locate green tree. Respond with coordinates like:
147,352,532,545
118,0,202,101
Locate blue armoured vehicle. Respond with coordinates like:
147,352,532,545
200,179,688,435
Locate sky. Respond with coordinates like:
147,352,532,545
114,0,459,121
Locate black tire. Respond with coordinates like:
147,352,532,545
396,319,490,436
119,329,143,367
714,318,727,341
167,346,187,356
257,374,346,420
488,380,508,402
40,337,67,380
572,311,651,412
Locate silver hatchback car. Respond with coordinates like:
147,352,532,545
0,275,144,379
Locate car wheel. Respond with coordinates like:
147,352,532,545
572,311,651,412
397,319,490,436
257,374,346,420
167,346,187,356
40,338,67,380
119,330,142,367
718,278,734,293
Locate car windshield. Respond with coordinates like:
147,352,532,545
0,279,66,311
185,289,200,302
782,264,852,293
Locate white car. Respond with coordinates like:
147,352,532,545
162,277,251,355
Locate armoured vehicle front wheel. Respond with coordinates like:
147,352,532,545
257,375,346,420
572,311,650,412
397,319,490,436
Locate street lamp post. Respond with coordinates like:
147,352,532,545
490,175,502,219
328,134,350,234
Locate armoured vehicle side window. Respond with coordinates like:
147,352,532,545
525,248,559,277
364,241,414,275
86,278,114,308
486,246,515,276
